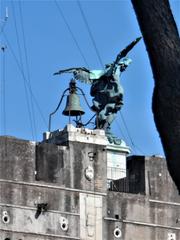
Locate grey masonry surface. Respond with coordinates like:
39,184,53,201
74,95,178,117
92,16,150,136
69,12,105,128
0,134,180,240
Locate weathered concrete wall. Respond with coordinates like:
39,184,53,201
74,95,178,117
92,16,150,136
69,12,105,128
36,143,66,184
106,191,180,240
127,156,145,194
0,181,80,239
0,137,36,182
35,140,107,240
0,135,180,240
0,137,80,240
145,156,180,201
106,155,180,240
126,155,180,200
0,136,106,240
68,142,106,193
0,231,59,240
36,141,107,193
80,193,103,240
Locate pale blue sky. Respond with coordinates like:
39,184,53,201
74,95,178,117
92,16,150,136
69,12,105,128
0,0,179,156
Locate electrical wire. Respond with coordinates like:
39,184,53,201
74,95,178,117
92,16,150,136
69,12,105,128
0,3,8,136
2,31,48,129
119,112,145,155
18,1,37,140
76,1,145,154
1,46,6,135
11,1,35,140
0,10,8,37
3,1,143,154
0,21,7,37
77,0,104,69
54,0,90,68
75,2,144,155
115,119,128,144
76,1,143,154
55,1,143,155
115,118,138,154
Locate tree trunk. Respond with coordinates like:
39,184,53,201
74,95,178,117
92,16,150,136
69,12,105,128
131,0,180,192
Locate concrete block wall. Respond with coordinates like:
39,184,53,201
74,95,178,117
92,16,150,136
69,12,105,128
106,191,180,240
0,135,180,240
0,135,106,240
0,181,80,239
0,137,36,182
36,141,107,193
105,156,180,240
0,137,80,239
145,156,180,201
126,155,180,200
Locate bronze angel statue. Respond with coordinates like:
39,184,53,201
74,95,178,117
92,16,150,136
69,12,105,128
54,37,141,144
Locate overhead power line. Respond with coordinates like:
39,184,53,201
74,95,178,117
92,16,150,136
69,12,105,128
54,0,143,155
18,1,38,140
54,0,89,68
77,0,104,69
11,0,36,140
0,6,8,135
3,31,48,129
119,112,145,155
0,7,8,37
1,46,7,135
115,119,128,144
115,118,138,154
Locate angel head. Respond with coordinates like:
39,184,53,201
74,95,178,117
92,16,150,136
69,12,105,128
105,57,132,72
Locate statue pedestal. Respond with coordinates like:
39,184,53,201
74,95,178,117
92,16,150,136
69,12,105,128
107,141,130,181
44,124,130,181
43,124,108,146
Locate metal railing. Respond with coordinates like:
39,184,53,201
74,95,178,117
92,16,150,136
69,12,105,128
107,167,129,193
107,167,145,194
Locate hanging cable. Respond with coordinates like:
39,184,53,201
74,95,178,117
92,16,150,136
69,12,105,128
2,31,48,129
11,1,35,140
115,119,128,144
119,112,145,155
0,5,8,136
0,20,6,37
77,0,104,69
115,118,137,154
0,6,8,37
54,0,89,68
54,1,144,156
0,3,8,153
1,45,7,135
18,1,37,140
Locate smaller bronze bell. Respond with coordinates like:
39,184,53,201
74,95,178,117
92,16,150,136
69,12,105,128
62,92,85,116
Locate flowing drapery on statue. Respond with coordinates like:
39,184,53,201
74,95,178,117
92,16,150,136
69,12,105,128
54,37,141,144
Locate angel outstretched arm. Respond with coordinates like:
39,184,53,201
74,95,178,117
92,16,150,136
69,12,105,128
54,67,93,84
54,67,90,75
54,66,109,84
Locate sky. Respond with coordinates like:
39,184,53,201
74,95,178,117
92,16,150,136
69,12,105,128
0,0,179,156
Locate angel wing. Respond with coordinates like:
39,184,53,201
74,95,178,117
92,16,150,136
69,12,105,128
54,67,93,84
54,67,90,75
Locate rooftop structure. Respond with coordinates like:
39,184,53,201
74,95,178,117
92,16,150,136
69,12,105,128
0,125,179,240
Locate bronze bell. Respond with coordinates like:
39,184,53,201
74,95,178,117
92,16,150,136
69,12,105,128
62,92,85,116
